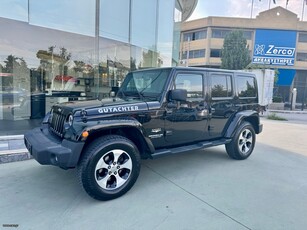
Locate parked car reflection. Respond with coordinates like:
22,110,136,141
0,87,29,105
211,101,236,118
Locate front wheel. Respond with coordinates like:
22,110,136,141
225,121,256,160
77,135,140,201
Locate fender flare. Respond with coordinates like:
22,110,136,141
224,110,261,138
79,118,156,154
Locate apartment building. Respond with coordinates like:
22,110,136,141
180,7,307,104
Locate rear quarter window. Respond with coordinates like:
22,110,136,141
236,75,257,98
210,74,233,98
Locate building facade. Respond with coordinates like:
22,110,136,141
180,7,307,105
0,0,197,135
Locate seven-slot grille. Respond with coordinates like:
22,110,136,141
50,109,67,138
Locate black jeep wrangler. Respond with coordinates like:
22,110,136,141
25,67,262,200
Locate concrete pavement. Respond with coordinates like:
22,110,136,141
1,118,307,230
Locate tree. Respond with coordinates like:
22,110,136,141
221,30,251,70
2,55,29,89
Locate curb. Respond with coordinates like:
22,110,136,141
268,109,307,114
0,135,32,164
0,151,32,164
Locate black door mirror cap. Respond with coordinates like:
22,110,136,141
169,89,187,101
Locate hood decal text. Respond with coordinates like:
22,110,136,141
98,106,139,114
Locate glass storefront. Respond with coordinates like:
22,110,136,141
0,0,183,135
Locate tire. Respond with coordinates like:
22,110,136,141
225,121,256,160
77,135,141,201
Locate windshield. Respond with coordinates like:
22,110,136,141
118,69,171,101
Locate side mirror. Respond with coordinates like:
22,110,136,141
168,89,187,102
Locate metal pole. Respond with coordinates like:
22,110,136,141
302,0,305,21
95,0,100,97
186,38,190,67
302,79,307,111
269,0,271,9
251,0,254,18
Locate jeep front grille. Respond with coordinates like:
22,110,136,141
50,110,66,138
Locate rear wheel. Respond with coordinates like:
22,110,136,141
77,135,140,201
226,121,256,160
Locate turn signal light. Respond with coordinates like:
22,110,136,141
82,131,89,139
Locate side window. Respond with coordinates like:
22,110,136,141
211,74,233,98
174,74,203,100
236,76,257,98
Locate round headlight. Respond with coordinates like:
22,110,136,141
67,114,74,126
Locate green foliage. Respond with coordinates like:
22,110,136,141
212,84,227,97
221,30,251,70
1,55,29,89
272,96,283,103
267,113,287,121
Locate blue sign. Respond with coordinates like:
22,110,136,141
253,29,297,66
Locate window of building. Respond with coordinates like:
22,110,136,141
29,0,95,36
182,49,205,59
183,30,207,41
296,53,307,62
212,29,231,39
0,0,28,22
298,33,307,43
210,49,221,58
157,0,176,67
100,0,130,43
175,74,203,99
0,0,181,130
131,0,157,49
211,74,233,98
242,31,253,40
236,76,257,98
211,29,252,40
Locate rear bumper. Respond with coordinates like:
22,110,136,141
24,126,84,169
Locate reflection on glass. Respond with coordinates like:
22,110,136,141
211,75,233,97
29,0,95,36
131,0,157,50
100,0,130,43
157,0,175,67
175,74,203,101
0,0,28,22
0,0,181,124
119,68,170,101
0,16,96,121
237,76,256,97
98,37,130,98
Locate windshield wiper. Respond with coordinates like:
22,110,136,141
139,71,163,95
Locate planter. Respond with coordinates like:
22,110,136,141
268,102,285,110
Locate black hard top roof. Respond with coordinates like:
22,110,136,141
132,66,255,75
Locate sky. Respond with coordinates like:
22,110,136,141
189,0,307,21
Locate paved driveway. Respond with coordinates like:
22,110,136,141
1,118,307,230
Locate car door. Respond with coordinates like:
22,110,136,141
208,72,237,138
164,72,210,146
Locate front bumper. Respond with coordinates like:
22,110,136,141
24,126,84,169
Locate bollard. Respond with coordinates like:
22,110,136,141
291,88,297,111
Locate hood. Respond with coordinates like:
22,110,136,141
56,97,149,116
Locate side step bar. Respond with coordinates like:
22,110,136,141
151,138,232,159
